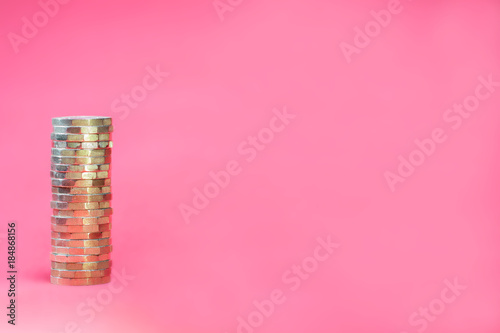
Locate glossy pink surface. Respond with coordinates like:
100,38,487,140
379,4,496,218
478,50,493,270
1,0,500,332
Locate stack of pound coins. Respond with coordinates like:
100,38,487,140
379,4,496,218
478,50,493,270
50,116,113,286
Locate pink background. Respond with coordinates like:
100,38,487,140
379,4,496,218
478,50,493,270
1,0,500,332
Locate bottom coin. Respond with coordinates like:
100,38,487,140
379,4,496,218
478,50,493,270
51,260,111,270
50,275,111,286
51,268,111,279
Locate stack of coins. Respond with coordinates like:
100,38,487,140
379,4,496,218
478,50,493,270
50,117,113,286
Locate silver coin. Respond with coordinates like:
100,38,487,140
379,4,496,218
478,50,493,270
51,164,110,172
51,148,111,157
51,178,111,187
51,156,111,165
50,171,110,180
52,125,113,134
52,193,112,202
52,141,113,149
51,133,112,142
52,186,111,194
52,116,112,127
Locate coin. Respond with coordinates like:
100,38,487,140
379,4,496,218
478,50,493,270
51,238,111,247
51,216,111,226
52,116,112,127
51,268,112,279
51,156,111,165
51,133,112,142
50,276,111,286
51,260,111,270
52,186,111,194
53,208,112,217
52,216,110,226
51,245,112,255
52,193,112,203
51,223,112,233
51,179,111,187
51,148,112,157
53,125,113,134
52,141,113,149
51,231,111,239
50,171,111,180
51,164,110,172
51,201,111,210
50,253,111,263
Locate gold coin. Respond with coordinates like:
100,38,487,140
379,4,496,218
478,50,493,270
51,268,111,279
51,245,112,255
51,179,111,187
51,156,111,164
51,223,112,233
52,141,113,149
51,201,111,210
52,116,112,127
51,133,111,142
52,186,111,194
50,275,111,286
53,208,112,217
51,171,111,180
51,148,112,157
51,238,111,247
51,164,110,172
51,216,111,226
51,231,111,239
52,193,112,203
52,125,113,134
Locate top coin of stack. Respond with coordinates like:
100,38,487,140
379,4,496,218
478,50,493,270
50,116,113,286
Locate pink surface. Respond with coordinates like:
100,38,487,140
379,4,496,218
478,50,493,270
1,0,500,332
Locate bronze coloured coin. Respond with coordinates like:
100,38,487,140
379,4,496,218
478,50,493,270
51,260,111,270
50,276,111,286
